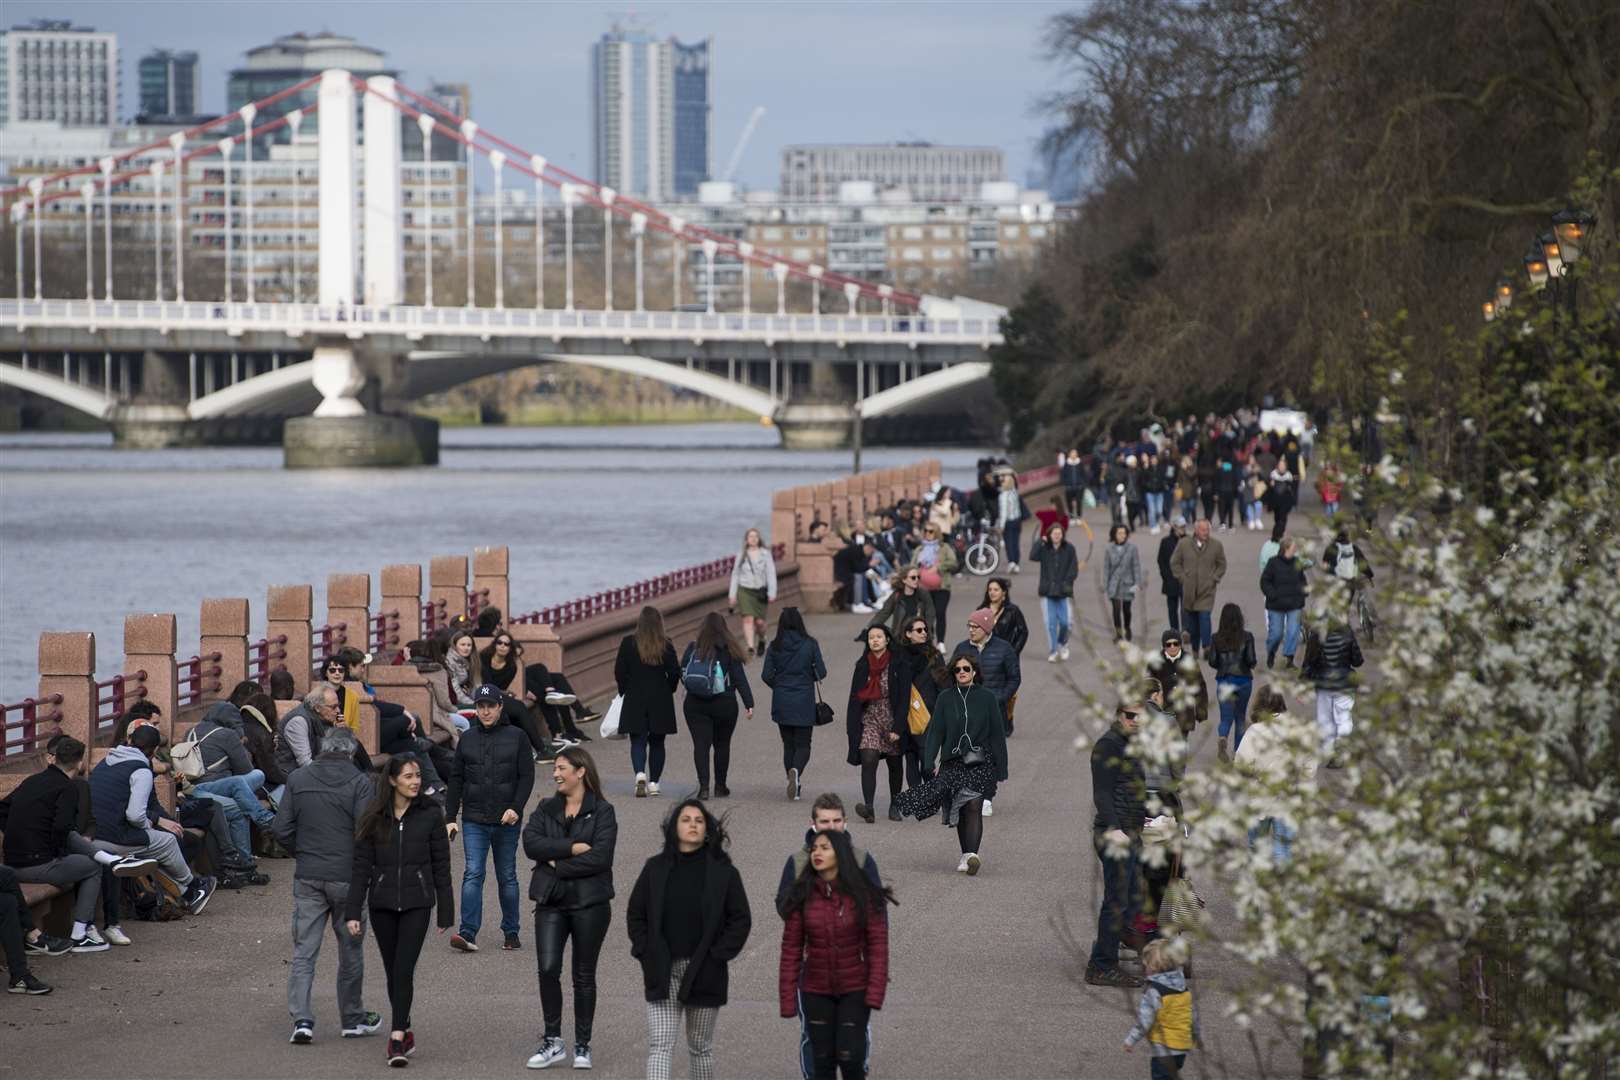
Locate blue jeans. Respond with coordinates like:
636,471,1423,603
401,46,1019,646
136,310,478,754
191,789,253,860
1217,675,1253,749
194,769,275,837
459,820,521,939
1184,608,1213,653
630,733,667,780
1248,817,1296,867
1145,492,1164,527
1042,596,1071,652
1265,608,1303,661
1150,1055,1188,1080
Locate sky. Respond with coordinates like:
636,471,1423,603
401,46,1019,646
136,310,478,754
9,0,1080,193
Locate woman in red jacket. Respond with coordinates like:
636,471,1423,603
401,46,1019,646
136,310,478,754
778,829,896,1080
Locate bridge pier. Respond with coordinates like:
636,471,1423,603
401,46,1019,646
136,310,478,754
108,403,285,448
775,403,855,450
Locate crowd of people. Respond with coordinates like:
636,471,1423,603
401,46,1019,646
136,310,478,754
1,426,1378,1075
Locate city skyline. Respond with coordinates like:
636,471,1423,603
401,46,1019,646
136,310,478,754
0,0,1077,193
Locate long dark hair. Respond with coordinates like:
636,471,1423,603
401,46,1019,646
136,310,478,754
695,611,745,663
634,606,669,666
783,829,898,927
555,745,604,799
903,616,951,688
480,631,521,669
978,577,1012,611
772,606,809,648
1211,602,1246,653
355,754,418,843
660,798,731,857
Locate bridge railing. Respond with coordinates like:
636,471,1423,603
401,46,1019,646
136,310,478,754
176,652,223,709
0,694,64,762
511,544,784,630
95,671,148,733
370,610,401,656
248,634,289,687
1017,463,1060,489
311,623,348,671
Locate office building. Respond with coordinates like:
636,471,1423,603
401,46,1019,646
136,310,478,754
227,32,390,154
590,24,674,200
671,37,711,196
781,143,1005,203
0,19,119,128
138,49,202,122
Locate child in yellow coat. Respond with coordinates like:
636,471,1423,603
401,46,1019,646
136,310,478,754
1123,940,1201,1078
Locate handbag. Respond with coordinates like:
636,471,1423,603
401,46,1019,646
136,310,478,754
918,565,943,591
906,686,932,736
599,694,626,739
953,730,988,767
1158,852,1207,931
813,681,835,727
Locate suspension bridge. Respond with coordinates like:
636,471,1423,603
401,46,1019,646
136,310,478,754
0,71,1006,460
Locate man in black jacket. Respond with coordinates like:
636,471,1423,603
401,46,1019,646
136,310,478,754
1157,517,1187,634
271,725,381,1044
446,684,535,953
1086,701,1146,988
0,735,149,952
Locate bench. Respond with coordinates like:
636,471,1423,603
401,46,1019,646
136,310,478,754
0,770,73,935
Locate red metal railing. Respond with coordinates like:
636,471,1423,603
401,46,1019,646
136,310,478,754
177,652,223,708
511,544,784,629
421,598,447,637
311,622,348,669
0,694,64,761
370,610,401,654
1017,463,1061,489
467,588,490,619
249,634,289,687
95,671,148,730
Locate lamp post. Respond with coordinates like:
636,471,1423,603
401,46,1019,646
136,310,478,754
772,261,788,315
416,112,435,307
701,239,718,314
668,215,686,309
239,103,256,303
218,137,235,303
601,187,616,311
1494,280,1512,315
737,241,753,315
288,109,305,304
1481,300,1495,323
530,154,546,310
1548,209,1594,316
150,162,164,300
631,212,647,311
461,120,478,307
13,201,27,303
169,132,185,301
561,183,577,311
81,182,96,300
29,178,43,300
490,150,506,309
98,156,114,299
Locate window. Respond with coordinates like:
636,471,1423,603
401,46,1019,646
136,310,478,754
762,227,783,240
903,247,923,261
901,226,923,240
792,226,812,240
791,247,812,261
1028,225,1048,239
1004,225,1021,239
931,247,954,260
932,226,953,240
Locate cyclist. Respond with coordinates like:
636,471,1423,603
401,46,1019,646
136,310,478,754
1322,529,1376,639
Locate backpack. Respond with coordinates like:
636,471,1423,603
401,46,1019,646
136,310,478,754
170,724,223,780
1334,543,1359,581
682,649,727,698
122,875,186,922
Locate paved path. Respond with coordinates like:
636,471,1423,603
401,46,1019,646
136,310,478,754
1,507,1312,1079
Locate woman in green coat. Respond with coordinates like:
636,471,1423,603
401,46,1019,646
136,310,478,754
892,648,1008,876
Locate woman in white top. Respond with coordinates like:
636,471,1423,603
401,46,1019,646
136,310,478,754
995,473,1027,574
727,527,778,659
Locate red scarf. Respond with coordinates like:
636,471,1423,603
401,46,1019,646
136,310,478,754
855,648,891,702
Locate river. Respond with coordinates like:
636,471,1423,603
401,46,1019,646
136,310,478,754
0,424,990,702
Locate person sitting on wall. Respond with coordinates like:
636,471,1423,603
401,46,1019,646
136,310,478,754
226,680,290,805
322,655,451,796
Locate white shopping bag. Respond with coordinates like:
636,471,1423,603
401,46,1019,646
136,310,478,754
599,694,626,739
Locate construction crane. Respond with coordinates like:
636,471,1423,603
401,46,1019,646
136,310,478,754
721,106,766,183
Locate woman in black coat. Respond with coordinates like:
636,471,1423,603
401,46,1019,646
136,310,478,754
626,799,752,1080
761,607,828,802
614,606,681,799
898,615,952,788
977,578,1029,656
522,747,618,1071
846,625,913,825
345,753,454,1065
679,613,755,800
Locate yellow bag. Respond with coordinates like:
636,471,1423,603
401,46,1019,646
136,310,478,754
907,686,932,736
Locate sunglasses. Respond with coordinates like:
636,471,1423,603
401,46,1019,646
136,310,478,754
1120,710,1140,720
496,640,512,647
953,664,976,674
906,625,928,634
326,665,345,673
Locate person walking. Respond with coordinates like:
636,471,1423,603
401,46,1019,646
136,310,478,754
862,567,936,642
522,747,618,1072
1156,518,1187,636
728,528,778,659
615,607,682,799
1234,686,1315,868
762,608,829,802
345,754,454,1068
778,829,896,1080
1122,940,1201,1077
445,684,535,954
996,472,1029,574
1029,522,1080,662
1104,524,1145,642
1086,699,1146,988
1207,604,1258,761
845,626,912,825
1268,460,1298,533
1259,537,1309,668
1301,620,1364,767
908,521,959,644
1169,519,1226,656
1146,630,1208,738
270,725,382,1045
896,617,951,790
626,800,753,1080
954,608,1021,747
680,613,754,800
1061,448,1087,517
893,649,1008,875
978,577,1029,656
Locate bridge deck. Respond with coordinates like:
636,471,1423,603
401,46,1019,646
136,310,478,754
1,504,1294,1078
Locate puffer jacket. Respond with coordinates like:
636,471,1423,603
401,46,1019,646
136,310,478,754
1303,627,1364,692
522,791,618,910
1208,631,1258,679
345,796,454,926
1090,722,1147,833
445,715,535,825
778,878,889,1015
1260,553,1308,612
1029,538,1080,599
192,701,254,780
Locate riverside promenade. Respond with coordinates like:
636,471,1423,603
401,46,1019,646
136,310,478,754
0,467,1302,1079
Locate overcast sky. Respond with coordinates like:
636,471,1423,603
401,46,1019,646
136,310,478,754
10,0,1079,192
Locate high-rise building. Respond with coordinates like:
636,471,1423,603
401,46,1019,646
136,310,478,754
780,144,1006,203
590,24,674,200
0,19,119,128
671,37,711,196
138,49,201,122
227,32,391,154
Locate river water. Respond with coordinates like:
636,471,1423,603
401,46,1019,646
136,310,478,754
0,424,989,702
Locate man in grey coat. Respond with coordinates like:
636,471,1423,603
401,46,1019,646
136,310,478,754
188,702,276,861
270,725,380,1045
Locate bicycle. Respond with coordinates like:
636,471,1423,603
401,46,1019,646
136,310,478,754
964,517,1002,576
1353,582,1379,646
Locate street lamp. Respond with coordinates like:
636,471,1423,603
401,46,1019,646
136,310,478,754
1523,248,1549,290
1538,232,1564,279
1550,209,1594,267
1481,300,1496,323
1494,279,1513,313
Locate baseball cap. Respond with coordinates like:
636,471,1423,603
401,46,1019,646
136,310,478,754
472,684,503,705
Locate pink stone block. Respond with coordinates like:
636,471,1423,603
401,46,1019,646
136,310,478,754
268,585,313,621
473,545,509,576
327,573,371,608
38,632,95,676
430,555,468,588
124,614,176,655
381,564,421,596
199,598,249,637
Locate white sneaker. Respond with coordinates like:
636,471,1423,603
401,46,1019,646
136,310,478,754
1047,651,1058,663
573,1044,593,1070
544,690,577,706
936,641,947,655
635,773,648,798
646,781,661,797
70,931,110,953
956,854,971,873
981,799,994,817
850,603,875,615
101,925,131,946
527,1037,567,1069
1009,562,1020,574
964,853,982,876
111,855,158,877
1060,646,1071,661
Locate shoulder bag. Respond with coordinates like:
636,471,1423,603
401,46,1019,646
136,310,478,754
170,724,224,780
813,681,835,726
